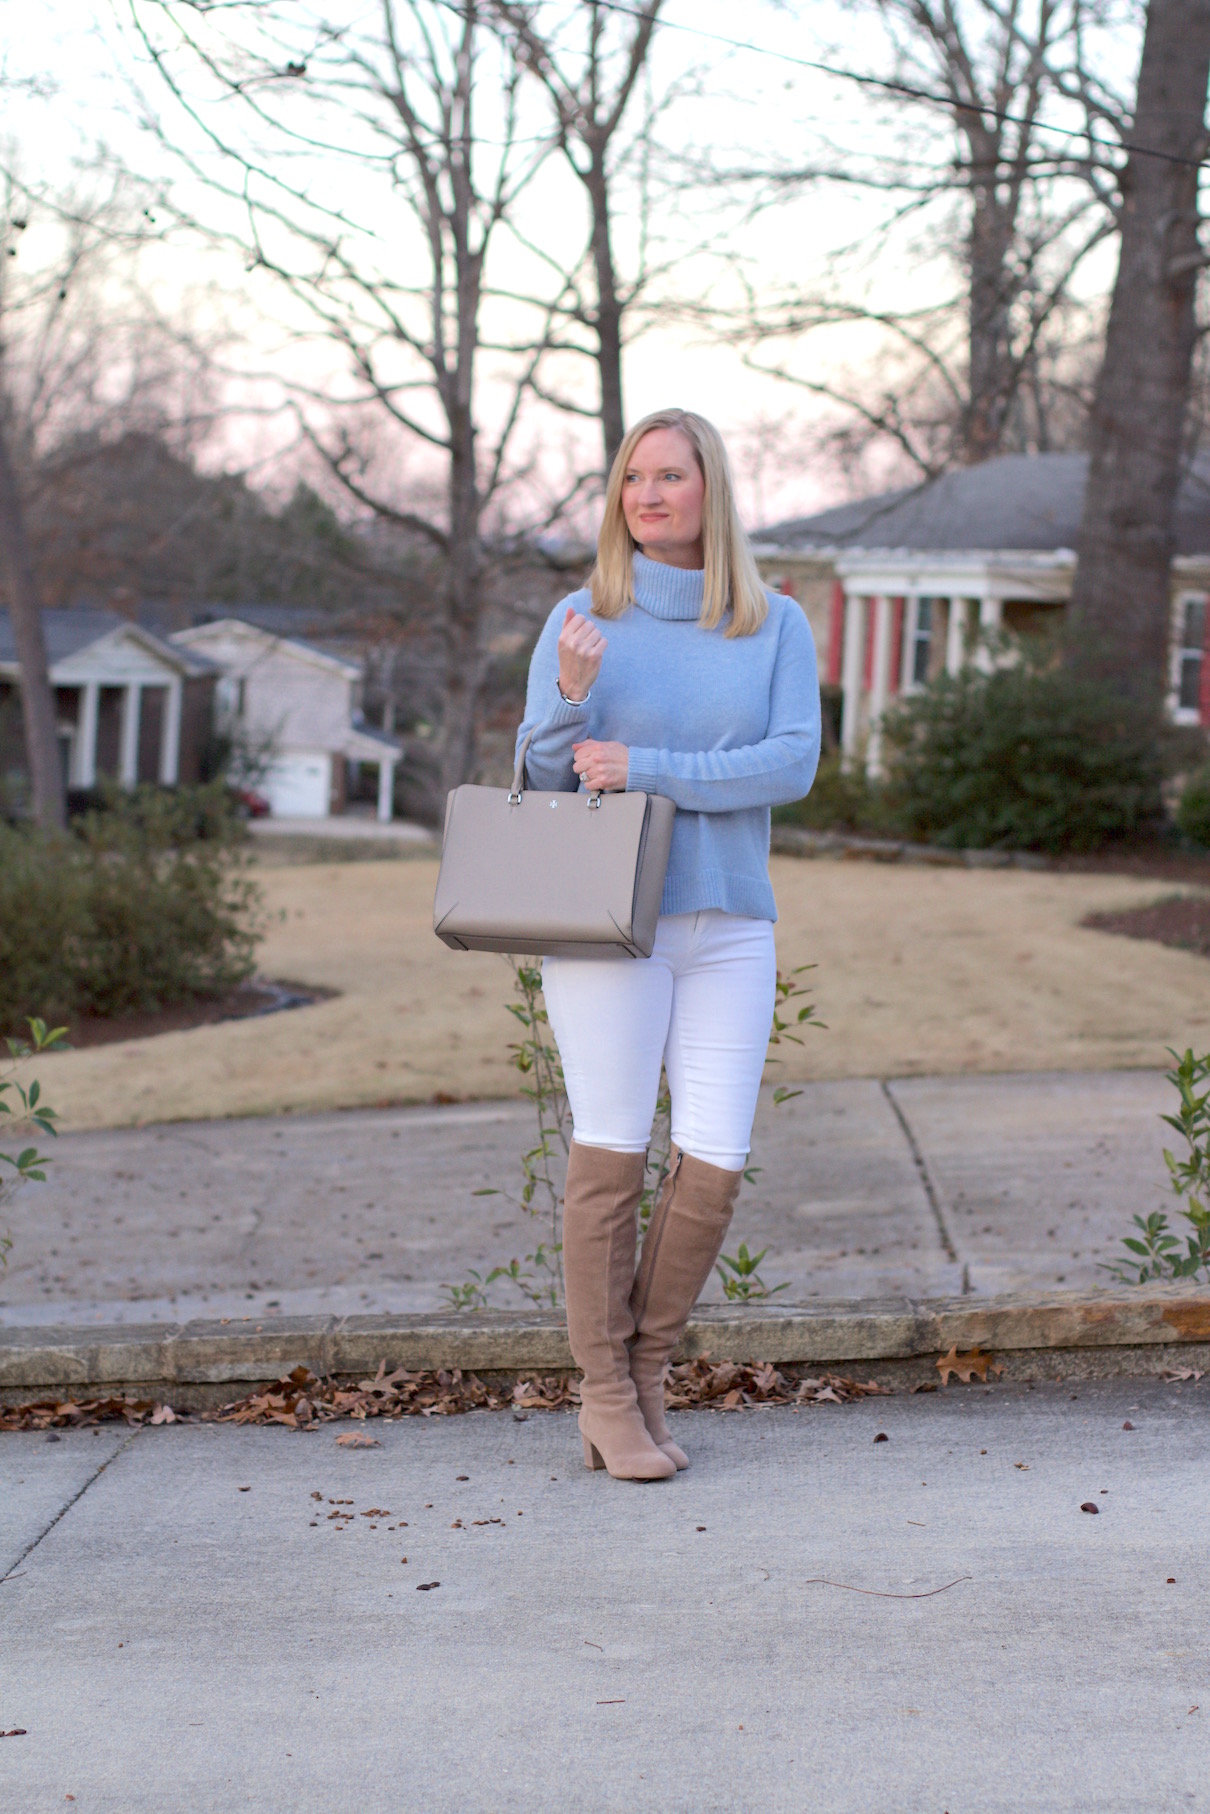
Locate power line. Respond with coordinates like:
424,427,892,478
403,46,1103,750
480,0,1204,171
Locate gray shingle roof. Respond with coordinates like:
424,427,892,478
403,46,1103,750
0,607,127,665
0,608,217,675
754,452,1210,556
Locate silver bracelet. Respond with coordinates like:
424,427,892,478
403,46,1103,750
556,678,591,706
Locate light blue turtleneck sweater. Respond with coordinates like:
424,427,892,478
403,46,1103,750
516,553,821,922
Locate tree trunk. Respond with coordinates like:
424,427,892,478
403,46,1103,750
963,177,1016,464
1066,0,1210,703
437,399,486,804
586,147,626,470
0,417,65,829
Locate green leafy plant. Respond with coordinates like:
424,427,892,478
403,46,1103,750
0,1018,69,1268
442,960,567,1311
715,1242,790,1302
1103,1048,1210,1284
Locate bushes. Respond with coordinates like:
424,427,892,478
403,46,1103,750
879,662,1166,853
1177,766,1210,849
0,784,265,1036
772,754,893,836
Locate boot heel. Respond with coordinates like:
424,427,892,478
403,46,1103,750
582,1435,605,1470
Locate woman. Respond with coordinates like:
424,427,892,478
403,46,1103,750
517,407,821,1481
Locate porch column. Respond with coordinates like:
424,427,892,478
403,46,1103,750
946,598,968,675
839,592,867,767
160,679,182,785
376,756,396,823
975,596,1002,671
826,579,846,687
119,684,141,787
74,682,99,786
866,595,894,776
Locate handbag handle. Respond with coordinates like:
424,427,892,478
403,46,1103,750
509,729,537,803
509,727,603,808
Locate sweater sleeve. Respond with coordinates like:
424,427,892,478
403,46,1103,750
514,595,591,792
624,602,821,812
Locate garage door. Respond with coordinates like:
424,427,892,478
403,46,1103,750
263,752,331,818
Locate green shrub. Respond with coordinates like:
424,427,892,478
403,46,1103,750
0,784,265,1036
880,662,1165,853
772,754,894,835
1176,764,1210,849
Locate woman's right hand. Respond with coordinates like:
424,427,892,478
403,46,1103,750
557,607,607,701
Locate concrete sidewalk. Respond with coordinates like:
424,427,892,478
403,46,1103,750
0,1070,1174,1328
2,1379,1207,1811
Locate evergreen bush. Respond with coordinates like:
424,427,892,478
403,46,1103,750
879,661,1165,853
1176,764,1210,849
0,784,264,1035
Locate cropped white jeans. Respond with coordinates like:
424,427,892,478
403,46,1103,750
542,910,777,1172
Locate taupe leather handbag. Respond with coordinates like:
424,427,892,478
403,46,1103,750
433,729,675,958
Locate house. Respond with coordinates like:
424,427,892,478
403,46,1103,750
751,451,1210,771
171,618,403,821
0,607,217,789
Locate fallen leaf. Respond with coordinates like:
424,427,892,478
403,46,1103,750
1122,1421,1134,1430
149,1405,176,1425
1080,1501,1099,1514
1163,1367,1204,1382
416,1581,440,1591
936,1346,1003,1386
0,1729,28,1738
873,1432,889,1443
335,1433,380,1448
1013,1462,1030,1471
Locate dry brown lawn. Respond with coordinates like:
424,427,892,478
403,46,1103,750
34,855,1210,1131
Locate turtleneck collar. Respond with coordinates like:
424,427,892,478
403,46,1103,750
631,550,705,621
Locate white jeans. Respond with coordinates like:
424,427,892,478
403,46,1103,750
542,911,777,1172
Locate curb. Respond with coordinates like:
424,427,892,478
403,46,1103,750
2,1286,1208,1406
770,825,1050,869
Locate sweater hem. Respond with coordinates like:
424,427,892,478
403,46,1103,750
659,870,777,922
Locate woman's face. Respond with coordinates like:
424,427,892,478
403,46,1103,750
620,427,706,568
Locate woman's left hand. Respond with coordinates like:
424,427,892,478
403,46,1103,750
572,739,629,793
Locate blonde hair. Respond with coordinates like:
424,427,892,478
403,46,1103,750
589,408,769,638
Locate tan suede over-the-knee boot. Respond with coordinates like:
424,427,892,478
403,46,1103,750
562,1140,676,1482
628,1149,743,1469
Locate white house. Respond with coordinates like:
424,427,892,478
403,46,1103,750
751,452,1210,772
0,608,217,788
171,618,403,821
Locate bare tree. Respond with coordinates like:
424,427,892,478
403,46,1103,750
718,0,1132,477
1066,0,1210,702
129,0,578,806
0,172,129,832
488,0,664,468
0,153,209,825
0,417,61,828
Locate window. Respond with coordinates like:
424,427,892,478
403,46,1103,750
215,676,247,722
910,598,936,685
1177,595,1206,714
